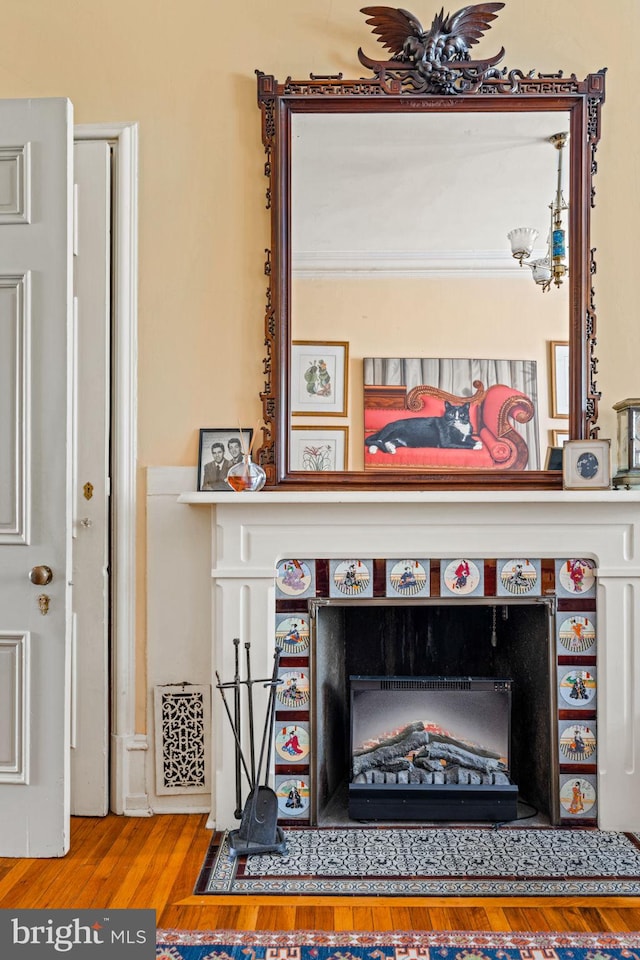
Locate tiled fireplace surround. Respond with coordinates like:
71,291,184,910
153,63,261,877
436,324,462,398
174,487,640,833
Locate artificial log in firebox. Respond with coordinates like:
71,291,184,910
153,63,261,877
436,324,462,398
352,720,509,786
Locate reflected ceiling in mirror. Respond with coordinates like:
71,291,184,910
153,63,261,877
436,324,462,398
291,111,570,280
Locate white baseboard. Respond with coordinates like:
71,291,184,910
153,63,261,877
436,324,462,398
111,733,152,817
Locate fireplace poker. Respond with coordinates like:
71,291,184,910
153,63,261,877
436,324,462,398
263,646,282,785
214,670,253,786
233,637,242,819
216,653,282,794
245,642,257,788
253,646,282,794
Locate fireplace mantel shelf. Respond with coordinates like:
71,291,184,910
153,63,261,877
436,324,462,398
178,489,640,505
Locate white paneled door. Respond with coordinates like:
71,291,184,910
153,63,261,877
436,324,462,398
0,99,73,856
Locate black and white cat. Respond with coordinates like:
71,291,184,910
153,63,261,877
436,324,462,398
366,401,483,455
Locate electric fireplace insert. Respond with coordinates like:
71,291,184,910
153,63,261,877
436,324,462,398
349,676,519,821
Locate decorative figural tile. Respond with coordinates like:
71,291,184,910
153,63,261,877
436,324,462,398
386,559,430,597
275,722,310,763
329,559,374,598
276,669,310,709
558,666,597,708
275,776,310,817
440,559,484,598
555,558,596,598
496,558,541,597
556,613,597,655
558,720,597,763
276,559,315,599
275,614,310,656
559,774,597,818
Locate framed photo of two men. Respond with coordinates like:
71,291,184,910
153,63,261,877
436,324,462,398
197,428,253,491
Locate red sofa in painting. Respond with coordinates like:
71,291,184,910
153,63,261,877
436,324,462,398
363,381,535,471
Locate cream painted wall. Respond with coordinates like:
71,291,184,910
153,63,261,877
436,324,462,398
2,0,637,730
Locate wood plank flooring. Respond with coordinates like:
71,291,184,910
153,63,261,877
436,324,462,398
0,814,639,932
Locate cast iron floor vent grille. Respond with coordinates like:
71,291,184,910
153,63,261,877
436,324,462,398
153,683,211,795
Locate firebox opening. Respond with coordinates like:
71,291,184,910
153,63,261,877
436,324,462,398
312,600,555,826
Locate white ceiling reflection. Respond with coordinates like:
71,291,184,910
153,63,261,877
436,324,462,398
291,111,571,277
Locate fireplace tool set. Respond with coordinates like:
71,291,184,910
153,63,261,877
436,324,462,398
215,639,287,857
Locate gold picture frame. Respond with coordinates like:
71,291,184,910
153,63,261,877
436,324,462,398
550,340,569,419
291,341,349,417
290,426,348,471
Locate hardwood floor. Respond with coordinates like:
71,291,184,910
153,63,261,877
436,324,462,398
0,814,639,932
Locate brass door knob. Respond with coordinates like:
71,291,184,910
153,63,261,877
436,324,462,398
29,565,53,586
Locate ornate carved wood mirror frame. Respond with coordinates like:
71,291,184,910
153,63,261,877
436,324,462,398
256,4,606,489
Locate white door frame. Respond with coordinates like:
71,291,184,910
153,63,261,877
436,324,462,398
74,122,149,815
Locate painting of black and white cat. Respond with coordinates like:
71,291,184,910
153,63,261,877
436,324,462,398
366,401,483,455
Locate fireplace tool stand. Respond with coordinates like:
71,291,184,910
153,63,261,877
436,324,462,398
216,643,287,857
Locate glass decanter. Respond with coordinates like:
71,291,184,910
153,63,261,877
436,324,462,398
225,454,267,492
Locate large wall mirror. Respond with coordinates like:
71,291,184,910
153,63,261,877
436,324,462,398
256,10,605,489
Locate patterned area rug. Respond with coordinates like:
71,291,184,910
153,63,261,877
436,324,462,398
194,826,640,896
156,930,640,959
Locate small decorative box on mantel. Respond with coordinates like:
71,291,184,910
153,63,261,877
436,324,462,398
613,398,640,488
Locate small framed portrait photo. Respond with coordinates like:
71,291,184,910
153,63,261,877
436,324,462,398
197,428,253,491
563,439,611,490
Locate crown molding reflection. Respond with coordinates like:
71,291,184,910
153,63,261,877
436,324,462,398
291,248,549,280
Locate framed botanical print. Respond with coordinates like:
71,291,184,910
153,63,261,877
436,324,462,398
290,426,348,471
291,341,348,416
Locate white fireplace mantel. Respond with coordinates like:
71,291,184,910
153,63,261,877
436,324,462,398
178,487,640,831
178,488,640,505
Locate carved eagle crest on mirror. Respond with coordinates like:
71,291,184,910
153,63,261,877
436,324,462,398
361,3,504,63
358,3,508,92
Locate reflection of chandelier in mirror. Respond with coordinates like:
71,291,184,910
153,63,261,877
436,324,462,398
507,132,569,293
